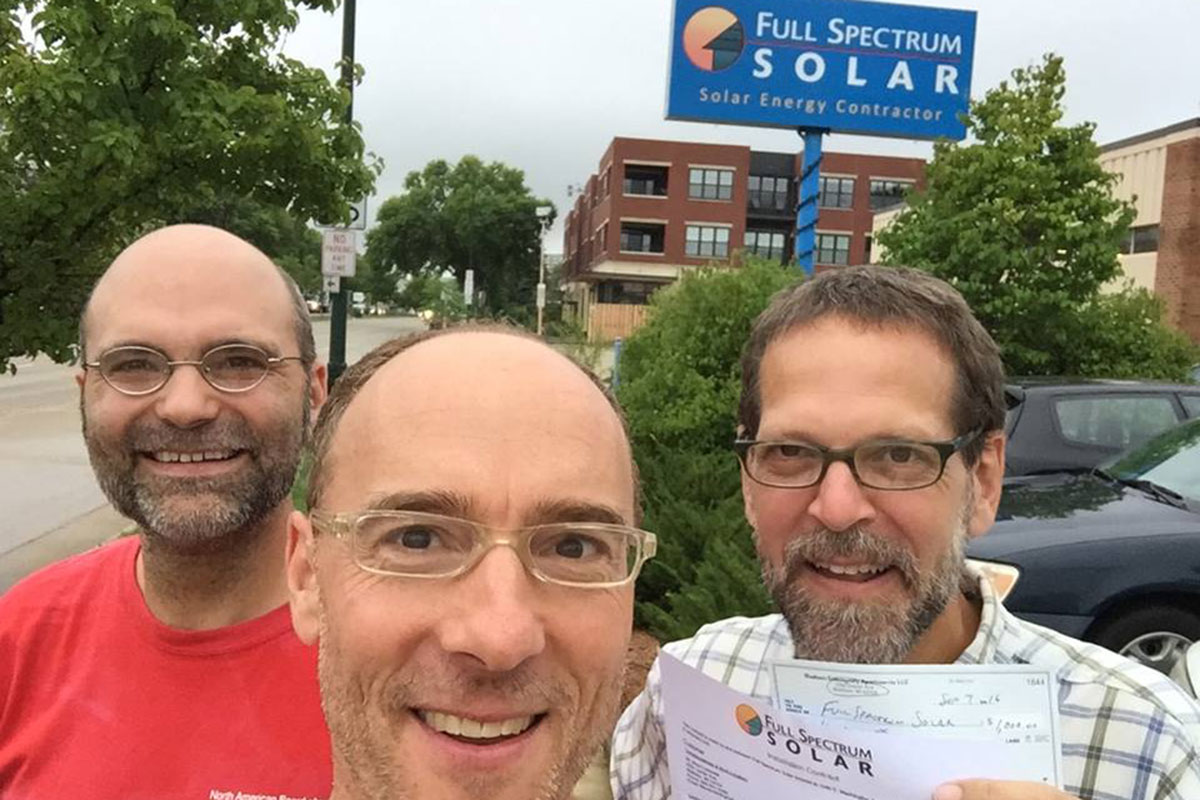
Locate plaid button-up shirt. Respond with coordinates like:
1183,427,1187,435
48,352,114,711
611,573,1200,800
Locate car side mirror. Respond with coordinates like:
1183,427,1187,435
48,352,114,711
1169,641,1200,698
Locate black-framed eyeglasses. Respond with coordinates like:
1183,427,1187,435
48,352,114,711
734,429,982,491
308,509,658,589
84,343,304,396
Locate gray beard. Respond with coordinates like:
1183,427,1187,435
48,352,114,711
83,388,309,554
761,509,970,664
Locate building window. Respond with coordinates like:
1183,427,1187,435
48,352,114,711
744,230,787,261
869,179,914,211
1121,224,1159,254
685,224,731,258
596,222,608,255
619,222,665,254
818,176,855,209
601,168,610,198
624,165,669,197
596,280,659,305
815,232,851,265
689,168,734,201
748,175,789,211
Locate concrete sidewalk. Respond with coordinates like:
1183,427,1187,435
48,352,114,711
0,503,128,593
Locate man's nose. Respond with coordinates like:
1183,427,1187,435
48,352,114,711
805,460,878,532
153,365,222,428
434,547,547,673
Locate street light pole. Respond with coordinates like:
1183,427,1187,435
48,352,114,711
327,0,357,389
534,204,554,337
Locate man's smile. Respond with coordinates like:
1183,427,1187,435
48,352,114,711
416,709,543,743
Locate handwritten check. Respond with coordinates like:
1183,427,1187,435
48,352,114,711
771,659,1062,761
661,654,1061,800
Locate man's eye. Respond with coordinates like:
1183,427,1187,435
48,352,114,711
108,357,158,373
383,526,439,550
540,532,610,560
884,446,915,463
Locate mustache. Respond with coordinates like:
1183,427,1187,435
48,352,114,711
778,527,920,587
123,417,256,453
379,665,572,720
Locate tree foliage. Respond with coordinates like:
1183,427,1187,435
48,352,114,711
617,257,798,641
363,156,554,317
0,0,379,368
878,54,1196,378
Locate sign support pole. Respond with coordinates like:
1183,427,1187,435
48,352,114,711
793,128,826,277
327,0,357,389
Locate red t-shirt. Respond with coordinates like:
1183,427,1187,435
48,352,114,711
0,536,332,799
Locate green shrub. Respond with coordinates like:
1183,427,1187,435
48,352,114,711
617,256,798,641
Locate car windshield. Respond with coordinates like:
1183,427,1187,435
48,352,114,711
1104,418,1200,503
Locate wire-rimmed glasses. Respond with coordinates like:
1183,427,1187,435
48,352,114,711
84,343,304,395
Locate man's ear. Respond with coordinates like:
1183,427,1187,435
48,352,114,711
967,431,1006,539
286,510,322,645
309,363,328,420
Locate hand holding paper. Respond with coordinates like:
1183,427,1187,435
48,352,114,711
660,653,1061,800
934,780,1082,800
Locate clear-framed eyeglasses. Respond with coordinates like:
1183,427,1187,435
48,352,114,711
308,509,658,589
734,429,982,491
84,343,304,396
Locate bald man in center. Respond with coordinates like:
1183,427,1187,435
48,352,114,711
0,225,332,798
287,326,654,799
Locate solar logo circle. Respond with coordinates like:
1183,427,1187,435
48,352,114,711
682,7,745,72
735,703,763,736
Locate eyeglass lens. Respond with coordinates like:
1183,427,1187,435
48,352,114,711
749,441,945,489
352,513,640,584
98,345,272,393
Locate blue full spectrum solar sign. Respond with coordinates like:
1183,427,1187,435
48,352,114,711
667,0,977,140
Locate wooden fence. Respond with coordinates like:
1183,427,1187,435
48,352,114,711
587,303,650,342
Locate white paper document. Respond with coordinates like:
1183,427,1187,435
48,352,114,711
771,659,1062,754
660,654,1061,800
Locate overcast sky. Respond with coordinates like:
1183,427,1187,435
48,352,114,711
282,0,1200,251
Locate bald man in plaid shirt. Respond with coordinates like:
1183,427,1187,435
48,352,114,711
612,267,1200,800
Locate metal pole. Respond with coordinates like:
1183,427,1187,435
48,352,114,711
327,0,357,389
793,128,826,277
611,337,623,390
536,236,545,336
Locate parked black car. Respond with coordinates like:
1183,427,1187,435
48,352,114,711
970,417,1200,675
1004,379,1200,476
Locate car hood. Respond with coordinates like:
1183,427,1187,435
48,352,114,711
970,472,1200,559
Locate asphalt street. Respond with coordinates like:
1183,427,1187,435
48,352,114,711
0,314,425,591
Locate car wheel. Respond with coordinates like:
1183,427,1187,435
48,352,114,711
1091,605,1200,675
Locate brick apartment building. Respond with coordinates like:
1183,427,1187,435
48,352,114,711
561,136,924,340
1100,118,1200,343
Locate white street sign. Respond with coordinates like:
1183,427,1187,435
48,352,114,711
321,229,357,277
323,274,341,294
316,198,368,231
536,282,546,309
463,269,474,305
347,198,367,230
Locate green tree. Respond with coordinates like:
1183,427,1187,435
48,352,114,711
617,256,798,641
363,156,553,317
0,0,379,369
878,54,1197,378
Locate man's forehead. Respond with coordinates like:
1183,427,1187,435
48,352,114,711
321,333,633,504
85,226,294,348
342,335,621,439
